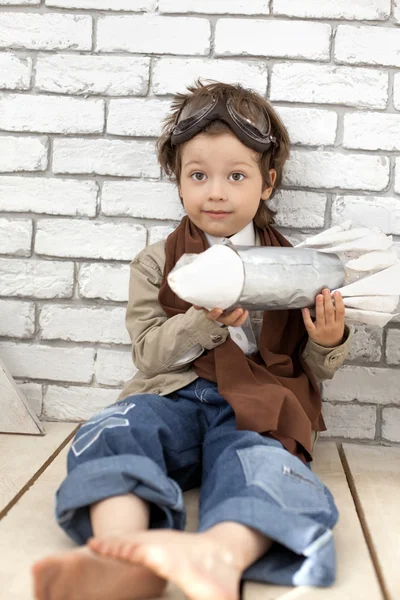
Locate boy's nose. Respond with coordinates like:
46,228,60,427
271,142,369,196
208,180,228,201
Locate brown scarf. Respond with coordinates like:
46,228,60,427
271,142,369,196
159,216,326,462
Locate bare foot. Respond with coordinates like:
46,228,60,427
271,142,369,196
32,545,166,600
89,530,242,600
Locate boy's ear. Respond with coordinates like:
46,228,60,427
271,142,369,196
261,169,277,200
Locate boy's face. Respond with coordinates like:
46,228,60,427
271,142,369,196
178,131,276,238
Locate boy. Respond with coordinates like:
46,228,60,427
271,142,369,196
33,81,352,600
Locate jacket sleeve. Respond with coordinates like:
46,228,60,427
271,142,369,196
126,252,229,377
302,323,353,383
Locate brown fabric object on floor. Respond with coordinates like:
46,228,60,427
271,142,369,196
159,216,326,463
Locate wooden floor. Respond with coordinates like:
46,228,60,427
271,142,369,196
0,423,399,600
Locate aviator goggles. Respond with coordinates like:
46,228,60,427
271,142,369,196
170,95,277,153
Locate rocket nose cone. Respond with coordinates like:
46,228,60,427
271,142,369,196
168,244,244,310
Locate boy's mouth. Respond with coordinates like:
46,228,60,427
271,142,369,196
204,210,232,219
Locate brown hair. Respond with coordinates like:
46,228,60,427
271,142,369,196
157,79,290,227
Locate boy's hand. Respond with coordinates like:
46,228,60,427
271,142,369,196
301,289,345,348
193,306,249,327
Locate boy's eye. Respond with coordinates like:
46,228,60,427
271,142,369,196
191,172,206,181
229,172,245,182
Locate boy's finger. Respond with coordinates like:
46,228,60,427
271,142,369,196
333,291,345,320
323,289,335,323
315,294,325,325
302,308,316,333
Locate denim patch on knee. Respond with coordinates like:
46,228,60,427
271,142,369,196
72,403,136,458
237,446,331,515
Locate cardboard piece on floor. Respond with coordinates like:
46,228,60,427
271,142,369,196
0,355,44,435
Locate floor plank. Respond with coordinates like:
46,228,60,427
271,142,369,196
0,440,193,600
0,422,77,518
244,442,383,599
342,443,400,600
0,434,384,600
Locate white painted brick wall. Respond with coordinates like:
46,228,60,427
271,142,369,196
35,220,147,260
158,0,269,14
78,263,130,302
0,136,48,172
0,94,104,134
0,53,32,90
0,219,32,256
0,177,98,216
36,56,151,96
270,63,388,109
273,0,391,20
0,1,398,445
382,407,400,442
40,305,130,344
215,20,331,61
0,299,35,338
332,196,400,234
0,13,92,51
96,16,210,54
152,58,268,95
335,25,400,68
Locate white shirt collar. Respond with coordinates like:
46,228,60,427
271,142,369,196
204,221,255,247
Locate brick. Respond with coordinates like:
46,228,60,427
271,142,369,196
0,94,104,134
0,258,73,298
96,348,137,386
273,0,390,20
322,366,400,405
276,107,337,146
271,63,388,109
53,139,159,178
0,342,95,383
344,112,400,151
0,136,48,172
18,382,42,418
331,196,400,235
0,299,35,338
348,326,382,363
0,13,91,51
320,402,376,440
97,16,210,55
107,99,171,137
40,305,130,344
44,385,120,422
0,176,97,216
284,151,389,191
78,263,130,302
382,407,400,442
159,0,269,13
36,220,146,261
101,181,185,220
0,0,39,4
394,160,400,194
335,25,400,68
0,219,32,256
148,225,176,244
0,52,31,90
268,191,326,229
46,0,154,9
394,0,400,24
152,58,268,96
386,330,400,365
36,55,150,96
394,74,400,110
215,19,330,61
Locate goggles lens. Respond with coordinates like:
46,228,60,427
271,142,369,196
171,95,276,149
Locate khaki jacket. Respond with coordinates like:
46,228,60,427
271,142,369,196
119,237,353,450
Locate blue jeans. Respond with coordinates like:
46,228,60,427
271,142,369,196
56,378,339,587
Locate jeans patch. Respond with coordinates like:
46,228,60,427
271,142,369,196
72,403,136,457
237,446,331,515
